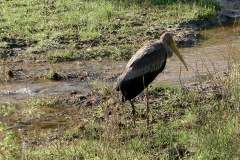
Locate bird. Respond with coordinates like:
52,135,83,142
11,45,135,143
116,32,188,127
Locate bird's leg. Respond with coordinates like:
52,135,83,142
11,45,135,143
142,76,150,128
130,100,136,126
146,86,150,129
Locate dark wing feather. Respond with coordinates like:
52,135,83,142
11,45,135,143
123,41,167,81
116,41,167,90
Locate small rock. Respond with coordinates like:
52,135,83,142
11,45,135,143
50,72,62,81
70,90,78,96
78,95,87,101
7,69,14,78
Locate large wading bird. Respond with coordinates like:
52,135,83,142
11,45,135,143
116,32,188,127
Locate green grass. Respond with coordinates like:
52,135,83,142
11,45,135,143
0,125,19,160
22,96,62,118
0,103,16,117
0,0,219,61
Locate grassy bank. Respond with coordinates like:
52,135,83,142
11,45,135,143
0,0,218,61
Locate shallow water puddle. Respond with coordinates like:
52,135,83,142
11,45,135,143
0,61,123,105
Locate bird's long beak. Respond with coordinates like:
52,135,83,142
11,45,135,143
169,40,188,71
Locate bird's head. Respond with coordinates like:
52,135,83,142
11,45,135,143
161,32,188,71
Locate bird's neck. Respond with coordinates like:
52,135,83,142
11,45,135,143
162,43,173,59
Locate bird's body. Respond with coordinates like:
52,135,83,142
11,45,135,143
116,41,167,101
116,32,188,126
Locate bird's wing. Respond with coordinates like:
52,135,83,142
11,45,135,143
124,42,167,81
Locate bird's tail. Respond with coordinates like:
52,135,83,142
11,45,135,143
116,86,120,91
115,81,120,91
122,96,126,102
